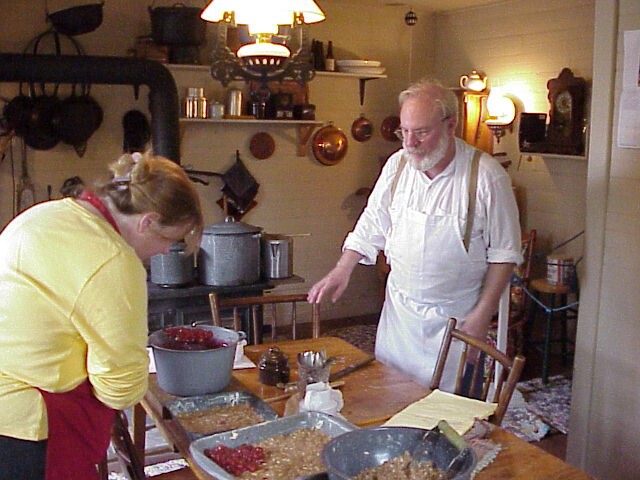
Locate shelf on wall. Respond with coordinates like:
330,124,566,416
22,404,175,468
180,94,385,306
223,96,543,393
179,118,324,157
165,63,387,81
520,152,587,161
167,63,387,154
164,64,387,106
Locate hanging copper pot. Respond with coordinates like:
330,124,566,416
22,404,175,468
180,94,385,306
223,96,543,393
351,114,373,142
312,124,348,166
381,115,401,142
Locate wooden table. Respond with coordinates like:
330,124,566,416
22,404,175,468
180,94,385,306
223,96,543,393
136,337,591,480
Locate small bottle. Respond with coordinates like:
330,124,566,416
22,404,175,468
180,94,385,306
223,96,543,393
325,41,336,72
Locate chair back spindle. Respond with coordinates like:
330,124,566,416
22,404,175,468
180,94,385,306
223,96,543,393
431,318,526,426
209,292,320,343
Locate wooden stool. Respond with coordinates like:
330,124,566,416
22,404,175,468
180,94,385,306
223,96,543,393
526,278,578,382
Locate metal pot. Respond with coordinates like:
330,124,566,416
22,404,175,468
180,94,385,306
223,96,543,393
198,216,262,286
150,242,194,287
148,2,207,46
148,325,245,396
262,234,293,279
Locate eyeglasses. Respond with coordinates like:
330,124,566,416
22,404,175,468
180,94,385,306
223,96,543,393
394,117,450,142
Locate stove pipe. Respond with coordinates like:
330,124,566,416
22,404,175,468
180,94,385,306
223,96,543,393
0,53,180,163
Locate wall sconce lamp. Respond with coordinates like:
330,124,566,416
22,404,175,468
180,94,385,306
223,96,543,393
201,0,326,87
485,87,516,142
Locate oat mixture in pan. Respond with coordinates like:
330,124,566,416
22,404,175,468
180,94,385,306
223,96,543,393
176,403,265,435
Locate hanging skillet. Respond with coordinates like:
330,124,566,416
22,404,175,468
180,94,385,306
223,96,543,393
312,123,348,166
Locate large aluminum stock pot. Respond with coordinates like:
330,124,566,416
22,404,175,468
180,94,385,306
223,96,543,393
198,216,262,286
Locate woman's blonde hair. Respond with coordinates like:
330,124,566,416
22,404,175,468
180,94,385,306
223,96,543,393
95,152,203,251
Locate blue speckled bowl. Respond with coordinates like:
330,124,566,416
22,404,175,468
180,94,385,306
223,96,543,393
321,426,476,480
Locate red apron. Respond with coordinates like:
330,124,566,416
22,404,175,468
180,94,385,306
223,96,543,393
38,381,115,480
38,191,120,479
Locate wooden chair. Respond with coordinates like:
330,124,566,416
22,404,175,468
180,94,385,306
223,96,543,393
103,410,197,480
508,229,537,354
489,229,537,356
430,318,526,426
209,292,320,343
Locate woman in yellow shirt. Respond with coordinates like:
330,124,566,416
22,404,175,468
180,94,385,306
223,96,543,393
0,152,203,480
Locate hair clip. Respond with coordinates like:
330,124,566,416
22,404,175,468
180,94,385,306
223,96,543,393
111,172,131,191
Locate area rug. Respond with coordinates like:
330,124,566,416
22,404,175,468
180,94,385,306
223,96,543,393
323,323,377,355
518,374,572,435
501,374,572,442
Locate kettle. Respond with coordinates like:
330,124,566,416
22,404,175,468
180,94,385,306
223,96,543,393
459,70,487,92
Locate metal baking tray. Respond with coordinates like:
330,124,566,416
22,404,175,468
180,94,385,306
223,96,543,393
189,411,357,480
165,391,278,440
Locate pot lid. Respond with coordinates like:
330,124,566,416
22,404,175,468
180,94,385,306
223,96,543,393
204,215,262,235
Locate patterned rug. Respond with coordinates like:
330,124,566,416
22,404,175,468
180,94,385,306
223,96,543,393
323,323,377,355
498,375,572,442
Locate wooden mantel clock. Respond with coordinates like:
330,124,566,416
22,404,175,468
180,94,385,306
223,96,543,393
546,68,587,155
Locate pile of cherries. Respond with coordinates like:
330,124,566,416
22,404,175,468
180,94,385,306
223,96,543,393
205,444,266,476
160,326,228,351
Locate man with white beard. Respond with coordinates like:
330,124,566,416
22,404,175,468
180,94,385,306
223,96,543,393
308,78,522,390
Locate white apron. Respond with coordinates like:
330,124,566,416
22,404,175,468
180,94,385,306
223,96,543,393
374,164,488,391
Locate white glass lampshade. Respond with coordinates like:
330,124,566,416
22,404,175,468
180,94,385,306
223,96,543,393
486,88,516,126
201,0,326,26
237,40,291,58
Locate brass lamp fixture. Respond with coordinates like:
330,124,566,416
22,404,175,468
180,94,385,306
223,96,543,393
201,0,326,87
485,86,516,142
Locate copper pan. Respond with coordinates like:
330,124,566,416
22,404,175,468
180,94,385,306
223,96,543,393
380,115,401,142
351,114,373,142
312,124,348,166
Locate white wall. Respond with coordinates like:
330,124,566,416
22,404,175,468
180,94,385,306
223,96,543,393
568,0,640,477
434,0,594,276
0,1,433,321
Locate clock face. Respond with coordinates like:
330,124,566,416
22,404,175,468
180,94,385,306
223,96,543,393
555,91,573,117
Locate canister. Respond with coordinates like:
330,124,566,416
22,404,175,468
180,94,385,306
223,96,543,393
546,255,574,286
226,88,243,116
209,101,224,118
262,234,293,279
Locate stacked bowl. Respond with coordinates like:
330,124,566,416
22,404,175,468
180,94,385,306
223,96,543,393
335,59,386,76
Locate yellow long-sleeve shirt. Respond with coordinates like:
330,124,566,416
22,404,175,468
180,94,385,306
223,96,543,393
0,198,149,441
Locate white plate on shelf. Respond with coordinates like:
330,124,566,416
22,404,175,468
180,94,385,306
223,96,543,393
336,59,382,68
338,66,386,75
